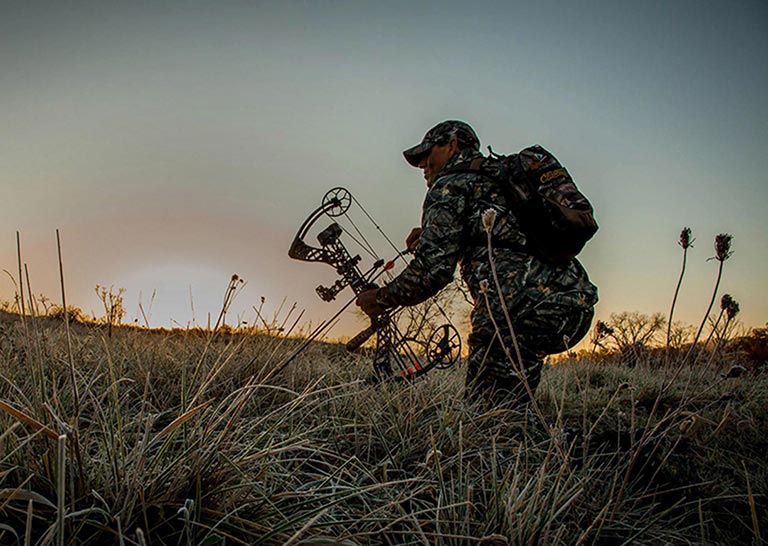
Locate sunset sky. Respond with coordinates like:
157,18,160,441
2,1,766,340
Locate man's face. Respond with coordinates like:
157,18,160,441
418,141,454,188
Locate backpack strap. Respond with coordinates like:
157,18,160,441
514,153,546,209
442,157,487,176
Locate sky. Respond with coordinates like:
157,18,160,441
1,0,766,340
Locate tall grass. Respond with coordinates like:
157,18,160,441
1,310,765,545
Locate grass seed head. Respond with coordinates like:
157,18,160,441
721,294,734,310
679,227,694,249
596,320,614,337
482,208,497,233
714,233,733,262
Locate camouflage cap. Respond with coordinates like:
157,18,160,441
403,120,480,167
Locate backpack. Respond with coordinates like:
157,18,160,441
448,145,598,267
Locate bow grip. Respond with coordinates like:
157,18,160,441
346,313,386,352
346,324,375,352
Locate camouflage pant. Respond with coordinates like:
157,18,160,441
463,255,597,408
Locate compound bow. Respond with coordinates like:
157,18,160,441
287,187,461,382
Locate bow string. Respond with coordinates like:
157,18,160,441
285,187,461,382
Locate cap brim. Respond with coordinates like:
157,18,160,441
403,143,431,167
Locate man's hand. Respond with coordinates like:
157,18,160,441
406,227,423,252
356,288,385,318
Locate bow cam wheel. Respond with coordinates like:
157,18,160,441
427,324,461,369
322,187,352,217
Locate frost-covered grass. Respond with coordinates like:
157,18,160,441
0,312,765,545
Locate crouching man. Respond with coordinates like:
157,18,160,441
356,120,598,408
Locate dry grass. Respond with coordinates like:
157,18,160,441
0,310,766,545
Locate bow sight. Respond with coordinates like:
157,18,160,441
285,187,461,382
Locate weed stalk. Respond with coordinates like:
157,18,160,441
666,227,693,351
686,234,733,364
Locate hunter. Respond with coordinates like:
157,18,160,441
356,120,598,408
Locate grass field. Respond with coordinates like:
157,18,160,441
0,310,766,545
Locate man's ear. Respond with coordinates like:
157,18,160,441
448,136,460,154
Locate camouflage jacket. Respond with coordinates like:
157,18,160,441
377,148,598,314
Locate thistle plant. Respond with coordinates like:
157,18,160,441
95,284,126,338
591,320,614,355
706,296,740,367
480,207,524,370
666,228,693,350
213,273,246,331
686,233,733,364
478,208,554,449
479,213,567,460
481,207,497,233
715,232,734,262
701,294,735,353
